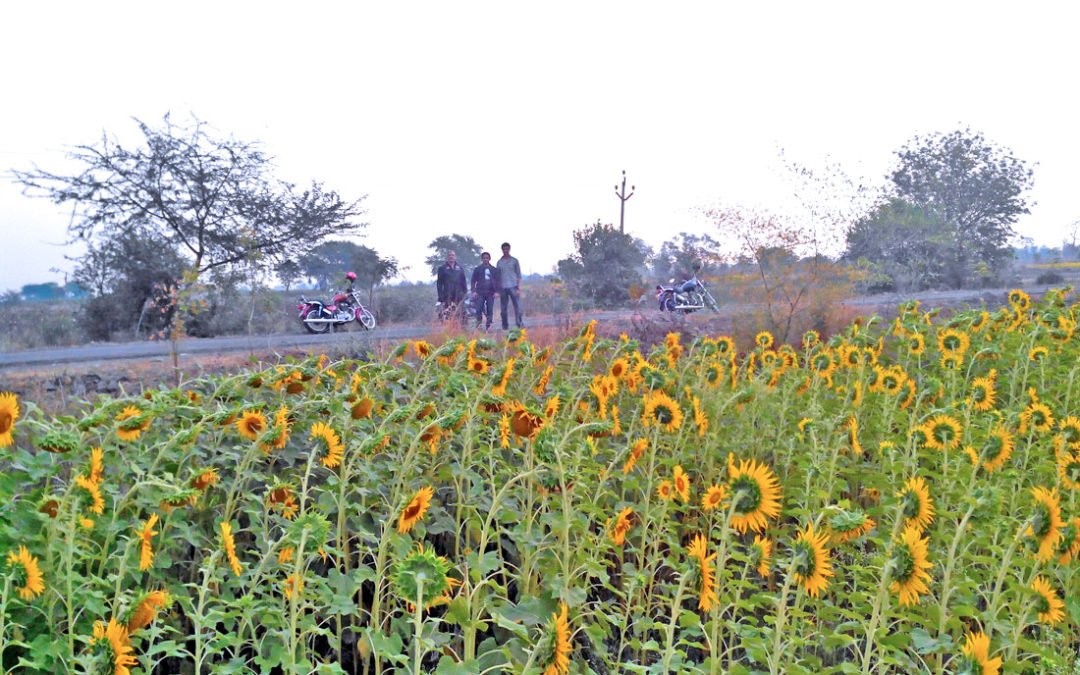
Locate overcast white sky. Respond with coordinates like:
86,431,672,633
2,2,1078,292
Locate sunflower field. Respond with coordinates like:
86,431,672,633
1,289,1079,674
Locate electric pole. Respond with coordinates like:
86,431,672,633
614,170,634,233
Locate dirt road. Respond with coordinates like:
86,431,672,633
0,286,1020,372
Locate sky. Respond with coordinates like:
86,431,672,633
2,2,1078,292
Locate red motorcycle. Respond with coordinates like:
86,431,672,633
297,272,376,334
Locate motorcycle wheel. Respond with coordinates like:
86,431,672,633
302,307,332,334
356,308,376,330
662,295,676,312
703,290,719,311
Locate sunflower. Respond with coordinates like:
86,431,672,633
754,331,774,350
701,484,729,511
702,360,726,389
889,525,932,606
976,426,1015,473
309,422,344,468
90,618,136,675
791,524,834,598
540,602,572,675
282,573,304,600
468,357,490,375
641,390,683,433
924,414,962,451
498,414,511,449
398,486,434,534
1058,450,1080,490
491,358,516,398
1031,576,1065,625
190,468,219,491
1060,416,1080,448
802,329,820,348
672,466,691,502
958,631,1001,675
5,545,44,601
1020,402,1055,435
235,409,267,441
220,521,243,576
0,392,19,447
622,439,648,474
115,405,152,441
936,328,970,354
413,340,433,358
137,513,159,571
126,590,169,634
898,476,935,533
687,534,718,612
1056,517,1080,564
970,375,997,412
726,456,782,534
76,474,105,515
810,350,836,378
609,507,634,546
656,480,674,501
751,536,772,577
88,446,105,484
267,484,299,520
609,357,630,380
1028,486,1064,562
533,365,554,395
544,395,561,420
1008,288,1031,310
828,509,876,544
508,401,546,439
908,333,926,355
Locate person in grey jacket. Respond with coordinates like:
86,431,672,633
496,242,523,330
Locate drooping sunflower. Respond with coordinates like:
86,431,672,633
791,524,834,598
413,340,433,358
701,484,729,511
924,414,962,452
672,465,691,503
533,365,554,395
115,405,152,441
5,545,44,601
970,374,997,412
828,509,876,544
75,474,105,515
309,422,344,468
235,409,267,441
686,534,718,612
1029,345,1049,362
126,590,169,634
622,438,647,474
137,514,159,571
261,406,291,451
726,456,782,534
509,401,546,439
0,391,19,447
544,395,561,420
691,396,708,437
393,542,455,611
541,602,572,675
498,414,511,449
751,536,772,577
190,468,219,491
898,476,935,533
1028,486,1064,562
90,618,136,675
641,390,683,433
889,525,932,606
1058,450,1080,490
220,521,243,576
609,507,634,546
1030,576,1065,625
958,631,1001,675
398,486,434,534
1055,517,1080,564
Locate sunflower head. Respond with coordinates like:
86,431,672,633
36,427,80,454
393,543,452,610
5,545,45,601
641,390,683,432
750,536,773,577
235,409,267,441
726,457,782,534
791,524,834,598
90,618,136,675
1008,288,1031,310
889,525,932,606
898,477,935,532
0,392,19,447
958,631,1001,675
1031,576,1065,625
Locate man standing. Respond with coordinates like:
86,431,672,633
436,251,467,321
471,251,499,330
496,242,523,330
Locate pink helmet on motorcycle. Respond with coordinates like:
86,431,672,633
345,272,357,281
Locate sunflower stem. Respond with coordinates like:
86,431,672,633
0,577,10,671
661,572,688,675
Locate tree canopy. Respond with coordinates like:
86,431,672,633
650,232,724,282
852,127,1034,288
300,240,398,293
425,235,483,276
557,221,650,308
13,114,367,277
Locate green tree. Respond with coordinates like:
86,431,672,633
887,127,1033,287
13,114,366,277
425,235,483,276
650,232,724,282
557,221,650,308
845,199,956,292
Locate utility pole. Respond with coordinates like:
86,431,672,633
614,170,634,233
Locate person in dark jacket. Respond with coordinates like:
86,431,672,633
436,251,468,321
470,252,500,330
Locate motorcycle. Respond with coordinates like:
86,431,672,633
656,275,720,313
297,275,376,334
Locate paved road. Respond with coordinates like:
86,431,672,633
0,286,1032,371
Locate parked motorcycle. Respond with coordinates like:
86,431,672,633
656,275,720,313
297,273,376,334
